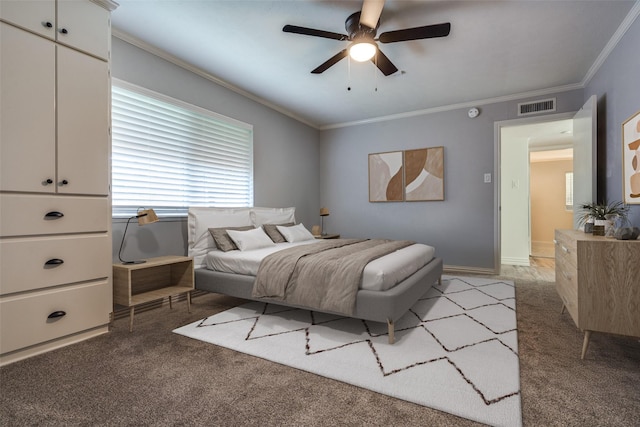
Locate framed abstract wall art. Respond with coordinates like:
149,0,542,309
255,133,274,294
404,146,444,201
622,110,640,204
369,151,404,202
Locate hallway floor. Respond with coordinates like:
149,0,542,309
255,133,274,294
499,256,555,282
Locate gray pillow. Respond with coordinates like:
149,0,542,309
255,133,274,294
262,222,295,243
209,226,255,251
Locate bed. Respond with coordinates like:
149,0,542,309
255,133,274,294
189,207,443,343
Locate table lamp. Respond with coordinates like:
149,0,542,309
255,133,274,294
118,208,159,264
320,207,329,236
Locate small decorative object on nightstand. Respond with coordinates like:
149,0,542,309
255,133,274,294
320,207,330,235
113,255,194,332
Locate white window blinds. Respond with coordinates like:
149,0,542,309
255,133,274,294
111,81,253,217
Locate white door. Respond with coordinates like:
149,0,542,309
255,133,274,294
572,95,597,227
0,0,56,40
57,45,110,196
57,0,110,60
0,23,56,193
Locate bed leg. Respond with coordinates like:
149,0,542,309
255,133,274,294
387,319,395,344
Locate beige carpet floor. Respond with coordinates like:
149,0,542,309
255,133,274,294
1,278,639,426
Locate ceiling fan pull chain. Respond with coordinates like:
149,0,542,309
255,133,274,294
374,54,378,92
347,55,352,91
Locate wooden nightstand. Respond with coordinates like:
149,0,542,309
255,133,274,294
113,256,194,332
315,234,340,239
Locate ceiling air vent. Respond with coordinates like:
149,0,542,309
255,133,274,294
517,98,556,116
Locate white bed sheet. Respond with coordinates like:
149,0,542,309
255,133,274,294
205,240,435,291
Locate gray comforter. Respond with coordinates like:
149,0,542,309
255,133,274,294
252,239,414,315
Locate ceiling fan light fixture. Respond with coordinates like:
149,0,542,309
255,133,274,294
349,41,376,62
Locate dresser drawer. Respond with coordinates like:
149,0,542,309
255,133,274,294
556,260,578,324
0,194,108,237
554,231,577,270
0,280,111,354
0,234,111,295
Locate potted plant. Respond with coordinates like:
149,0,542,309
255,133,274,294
578,200,629,236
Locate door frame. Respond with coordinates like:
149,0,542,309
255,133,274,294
493,112,576,273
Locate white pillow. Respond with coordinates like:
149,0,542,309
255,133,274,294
227,227,276,251
277,223,316,243
187,207,253,267
251,207,296,227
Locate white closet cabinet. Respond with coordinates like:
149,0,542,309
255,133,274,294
0,0,55,39
0,0,117,366
0,23,109,195
0,23,56,193
57,45,110,195
0,0,110,60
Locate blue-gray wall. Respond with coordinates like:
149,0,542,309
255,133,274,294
585,16,640,225
111,15,639,268
111,37,320,262
318,91,584,270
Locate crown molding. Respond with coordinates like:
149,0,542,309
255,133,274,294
581,1,640,87
112,29,319,129
320,83,583,130
92,0,119,12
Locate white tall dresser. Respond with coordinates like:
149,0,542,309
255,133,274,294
0,0,118,366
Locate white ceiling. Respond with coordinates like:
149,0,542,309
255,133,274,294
111,1,638,129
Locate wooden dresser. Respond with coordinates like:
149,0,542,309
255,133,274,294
0,0,118,366
554,229,640,359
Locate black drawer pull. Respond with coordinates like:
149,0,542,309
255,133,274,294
45,258,64,266
44,211,64,219
47,311,66,319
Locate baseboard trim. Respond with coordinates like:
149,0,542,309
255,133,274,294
112,263,502,321
443,265,498,276
113,265,504,320
531,240,554,249
500,257,531,266
112,290,208,320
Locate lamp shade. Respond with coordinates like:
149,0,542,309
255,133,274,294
137,208,158,225
320,207,330,216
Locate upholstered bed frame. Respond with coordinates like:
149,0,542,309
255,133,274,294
195,256,443,344
188,206,443,343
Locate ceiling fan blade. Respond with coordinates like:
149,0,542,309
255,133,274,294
379,22,451,43
283,25,348,41
360,0,385,29
371,49,398,76
311,49,348,74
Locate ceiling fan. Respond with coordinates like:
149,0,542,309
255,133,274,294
282,0,451,76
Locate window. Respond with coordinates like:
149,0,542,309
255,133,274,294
111,81,253,217
565,172,573,210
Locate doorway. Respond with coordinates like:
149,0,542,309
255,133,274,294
499,117,574,266
495,97,597,271
529,147,574,258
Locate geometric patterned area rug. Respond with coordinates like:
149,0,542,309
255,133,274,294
173,276,522,426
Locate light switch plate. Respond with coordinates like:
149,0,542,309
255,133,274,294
484,173,492,183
